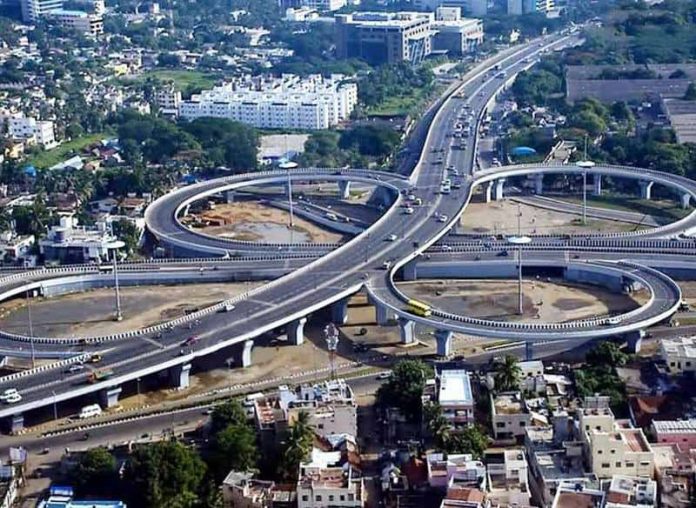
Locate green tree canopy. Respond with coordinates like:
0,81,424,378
70,447,117,498
210,400,248,434
278,411,314,481
377,359,433,423
494,356,522,392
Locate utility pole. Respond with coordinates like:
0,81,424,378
113,253,122,321
26,291,35,369
576,136,595,228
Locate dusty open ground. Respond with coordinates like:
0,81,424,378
398,279,646,322
460,200,646,235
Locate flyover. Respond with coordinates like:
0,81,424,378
0,31,691,430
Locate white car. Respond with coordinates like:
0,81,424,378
438,214,449,223
377,371,392,380
1,389,21,404
386,234,397,242
441,245,452,251
404,207,415,215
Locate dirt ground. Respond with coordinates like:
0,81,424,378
398,279,646,323
460,200,646,236
0,283,262,338
192,202,344,243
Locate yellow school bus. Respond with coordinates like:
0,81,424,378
407,299,432,317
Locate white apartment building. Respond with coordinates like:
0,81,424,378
21,0,64,22
414,0,487,16
297,449,364,508
437,369,474,430
8,116,57,149
39,215,124,263
301,0,346,12
491,392,531,439
425,453,486,490
156,86,182,117
179,74,357,130
660,336,696,374
579,399,654,479
603,475,657,508
46,9,103,35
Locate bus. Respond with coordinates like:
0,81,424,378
86,369,113,384
407,300,432,317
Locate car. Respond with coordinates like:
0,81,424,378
438,214,448,223
441,245,452,251
496,250,509,257
1,389,21,404
66,364,84,374
377,371,392,380
404,207,415,215
382,260,392,270
181,335,200,347
386,234,397,242
87,354,102,364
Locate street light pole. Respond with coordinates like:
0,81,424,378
508,235,532,315
26,291,35,369
112,253,122,321
52,390,58,420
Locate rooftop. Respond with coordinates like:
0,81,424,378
493,393,525,415
438,370,473,406
605,475,657,507
652,419,696,434
660,336,696,358
337,11,433,28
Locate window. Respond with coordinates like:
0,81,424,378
610,449,616,454
616,462,621,468
329,495,334,501
340,495,345,501
597,450,603,455
626,462,635,468
602,463,610,468
519,421,526,427
496,422,506,428
348,494,354,501
302,496,309,502
316,495,322,502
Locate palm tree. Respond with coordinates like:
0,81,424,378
424,403,451,450
279,411,314,480
494,355,522,392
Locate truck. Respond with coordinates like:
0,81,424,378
86,369,114,384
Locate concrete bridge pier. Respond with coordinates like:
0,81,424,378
182,205,191,216
435,330,453,357
99,386,122,409
625,330,645,354
9,414,23,434
525,342,533,361
331,299,349,325
338,181,351,200
370,297,396,326
639,181,654,200
241,339,254,368
533,174,543,195
398,318,416,345
402,260,417,281
225,190,235,203
484,181,493,203
287,317,307,345
169,363,192,390
681,193,691,209
494,178,506,201
370,187,393,208
593,175,602,196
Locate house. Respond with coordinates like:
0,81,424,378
603,475,657,508
297,449,364,508
484,449,530,507
491,392,531,440
221,471,296,508
438,369,475,430
425,453,486,490
551,479,604,508
651,419,696,449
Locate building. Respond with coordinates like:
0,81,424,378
20,0,63,23
0,231,35,266
46,9,103,35
335,11,482,65
652,443,695,508
425,453,486,490
484,449,530,507
507,0,554,14
660,337,696,375
551,479,604,508
221,471,296,508
155,85,182,117
179,74,357,130
491,392,531,439
335,12,433,65
437,369,474,430
652,419,696,449
297,449,364,508
413,0,487,16
579,398,654,479
8,116,56,149
603,475,657,508
285,380,357,439
300,0,346,11
37,486,125,508
39,215,124,263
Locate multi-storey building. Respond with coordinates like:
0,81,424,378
579,398,654,479
20,0,63,23
652,419,696,449
39,215,124,263
413,0,487,16
300,0,346,11
660,336,696,374
437,369,474,430
603,475,657,508
8,116,56,148
46,9,103,35
179,74,357,130
156,86,182,117
297,449,364,508
491,392,531,439
507,0,554,14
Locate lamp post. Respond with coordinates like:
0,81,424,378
112,252,122,321
576,161,595,226
508,235,532,315
26,291,35,369
324,323,339,379
279,160,298,244
52,390,58,421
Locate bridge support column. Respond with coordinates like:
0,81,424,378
99,386,122,409
241,340,254,368
287,317,307,345
681,193,691,210
435,330,453,357
525,342,533,361
169,363,191,390
338,181,351,200
331,299,349,325
225,190,235,203
182,205,190,216
402,260,417,281
639,181,654,200
9,414,23,434
370,297,396,325
533,174,543,195
371,187,393,208
494,178,506,201
398,318,416,345
625,331,645,354
485,181,493,203
593,175,602,196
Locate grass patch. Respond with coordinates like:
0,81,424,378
559,194,690,222
366,83,444,117
28,132,111,170
138,70,220,96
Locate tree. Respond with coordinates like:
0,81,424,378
494,356,521,392
210,400,248,434
684,82,696,100
586,341,629,367
210,422,258,481
278,411,314,481
377,359,432,423
424,403,451,450
70,447,117,498
112,219,141,255
122,440,207,508
448,425,490,459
